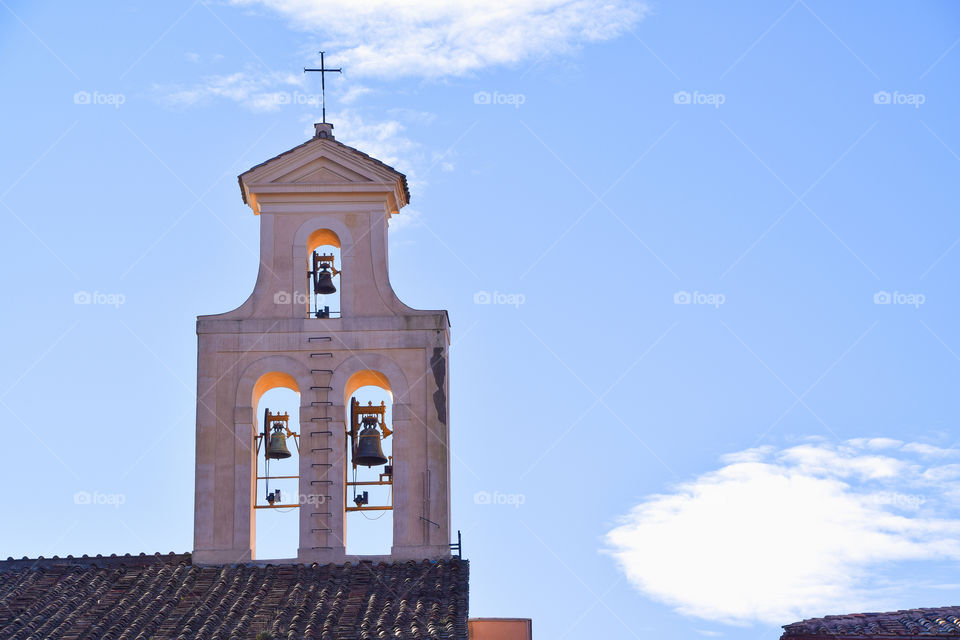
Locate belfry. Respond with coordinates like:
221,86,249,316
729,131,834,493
0,51,554,637
192,121,452,565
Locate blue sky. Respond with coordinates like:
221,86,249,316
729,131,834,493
1,1,959,638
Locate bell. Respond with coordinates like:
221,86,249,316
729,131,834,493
314,268,336,295
266,429,292,459
354,423,388,467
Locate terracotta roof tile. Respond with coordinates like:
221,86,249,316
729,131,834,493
782,606,960,638
0,553,468,640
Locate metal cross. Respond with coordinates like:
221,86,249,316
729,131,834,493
304,51,342,124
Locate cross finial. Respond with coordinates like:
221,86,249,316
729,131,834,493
303,51,342,124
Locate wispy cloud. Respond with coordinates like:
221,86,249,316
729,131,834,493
231,0,649,78
155,69,314,112
158,2,649,111
604,439,960,625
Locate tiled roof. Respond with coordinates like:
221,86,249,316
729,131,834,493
782,607,960,638
0,553,468,640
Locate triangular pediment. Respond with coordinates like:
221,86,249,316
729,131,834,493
240,137,405,190
238,134,410,214
273,157,373,184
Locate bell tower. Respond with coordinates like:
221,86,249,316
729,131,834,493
192,122,451,565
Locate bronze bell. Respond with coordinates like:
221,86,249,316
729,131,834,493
354,418,388,467
266,426,292,459
314,267,336,295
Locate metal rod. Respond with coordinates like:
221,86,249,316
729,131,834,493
347,480,393,486
450,530,462,558
346,506,393,512
255,504,301,509
257,475,299,480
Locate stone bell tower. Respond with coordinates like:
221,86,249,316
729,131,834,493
192,122,451,565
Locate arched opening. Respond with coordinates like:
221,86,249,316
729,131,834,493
252,373,301,560
344,371,394,556
306,228,341,319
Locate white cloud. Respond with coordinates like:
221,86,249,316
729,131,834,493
903,442,958,457
231,0,649,78
603,439,960,626
848,437,904,450
777,443,907,480
340,84,373,105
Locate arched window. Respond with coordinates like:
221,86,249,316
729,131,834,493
343,371,394,556
251,373,301,560
306,228,341,319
